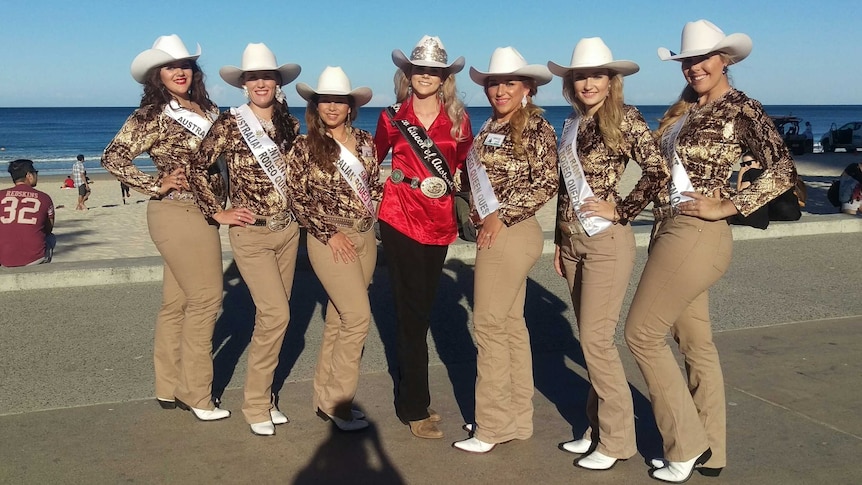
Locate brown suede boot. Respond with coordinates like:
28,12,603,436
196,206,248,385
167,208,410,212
409,417,443,439
428,408,442,423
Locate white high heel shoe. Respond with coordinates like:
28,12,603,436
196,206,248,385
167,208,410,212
649,449,712,483
250,420,275,436
575,450,619,470
175,399,230,421
561,438,592,454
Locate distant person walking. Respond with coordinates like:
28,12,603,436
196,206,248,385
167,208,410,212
0,160,54,267
72,154,90,210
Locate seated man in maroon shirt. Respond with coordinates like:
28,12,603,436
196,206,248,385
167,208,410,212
0,159,55,267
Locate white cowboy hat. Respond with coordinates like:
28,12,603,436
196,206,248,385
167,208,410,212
219,43,301,88
130,34,201,84
296,66,373,107
392,35,465,74
470,46,553,86
548,37,639,77
658,19,752,64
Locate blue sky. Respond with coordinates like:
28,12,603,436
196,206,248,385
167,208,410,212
1,0,859,108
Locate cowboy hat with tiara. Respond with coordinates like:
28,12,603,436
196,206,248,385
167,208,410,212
130,34,201,84
219,43,301,88
296,66,373,107
470,46,553,86
548,37,639,77
658,19,752,65
391,35,465,74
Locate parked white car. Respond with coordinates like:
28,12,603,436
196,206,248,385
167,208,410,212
820,121,862,152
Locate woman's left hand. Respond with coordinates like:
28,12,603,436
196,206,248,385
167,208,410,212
679,191,739,221
579,196,618,222
476,211,504,250
328,232,357,264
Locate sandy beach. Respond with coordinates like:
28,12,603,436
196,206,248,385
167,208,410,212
20,152,861,264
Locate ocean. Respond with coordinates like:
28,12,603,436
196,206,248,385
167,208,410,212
1,104,860,176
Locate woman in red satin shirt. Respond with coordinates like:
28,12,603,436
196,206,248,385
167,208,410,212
373,35,472,439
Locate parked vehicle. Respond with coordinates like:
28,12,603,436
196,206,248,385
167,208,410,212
770,116,810,155
820,121,862,152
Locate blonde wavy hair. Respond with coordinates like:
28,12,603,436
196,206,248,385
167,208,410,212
394,68,467,141
656,53,733,137
485,77,544,160
561,71,625,154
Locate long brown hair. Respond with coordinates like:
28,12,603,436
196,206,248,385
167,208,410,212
303,97,358,174
562,71,625,154
140,60,215,111
394,68,468,140
656,53,733,137
487,78,544,160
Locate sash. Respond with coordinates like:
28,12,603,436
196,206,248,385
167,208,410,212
231,104,288,201
467,120,501,220
385,104,456,193
660,113,695,207
163,102,214,139
334,140,375,218
558,113,613,236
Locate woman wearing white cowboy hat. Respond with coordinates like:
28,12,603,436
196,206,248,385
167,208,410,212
189,42,302,437
622,20,796,482
287,66,380,432
547,37,669,471
452,46,558,454
103,34,229,422
374,35,473,439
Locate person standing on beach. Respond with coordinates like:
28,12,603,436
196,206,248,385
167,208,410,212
453,47,558,454
288,67,379,432
624,20,796,482
72,154,90,210
189,43,300,437
547,38,668,470
0,159,54,267
374,35,472,439
102,34,230,422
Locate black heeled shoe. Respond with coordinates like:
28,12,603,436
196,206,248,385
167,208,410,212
698,467,723,477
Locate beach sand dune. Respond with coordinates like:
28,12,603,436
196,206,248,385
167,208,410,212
23,152,860,264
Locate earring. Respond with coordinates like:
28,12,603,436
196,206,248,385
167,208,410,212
407,86,413,97
438,90,444,102
275,86,285,103
722,66,728,74
521,95,528,108
242,86,249,99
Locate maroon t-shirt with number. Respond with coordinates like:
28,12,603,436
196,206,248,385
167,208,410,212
0,184,54,267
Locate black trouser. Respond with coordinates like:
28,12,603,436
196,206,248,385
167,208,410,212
379,220,448,422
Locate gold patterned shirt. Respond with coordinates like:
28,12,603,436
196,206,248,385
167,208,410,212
472,114,559,226
556,105,669,229
101,104,225,202
287,130,383,243
657,89,797,216
190,109,300,218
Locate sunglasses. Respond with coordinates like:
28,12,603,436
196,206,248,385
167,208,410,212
740,161,755,167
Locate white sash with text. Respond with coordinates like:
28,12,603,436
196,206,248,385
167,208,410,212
466,120,501,220
334,140,375,218
558,113,612,236
163,102,214,139
232,104,288,200
661,113,695,207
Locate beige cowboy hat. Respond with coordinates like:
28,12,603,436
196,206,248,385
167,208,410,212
548,37,639,77
219,43,301,88
658,19,752,64
470,46,552,86
130,34,201,84
391,35,465,74
296,66,373,107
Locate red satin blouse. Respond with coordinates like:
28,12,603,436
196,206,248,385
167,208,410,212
374,98,473,245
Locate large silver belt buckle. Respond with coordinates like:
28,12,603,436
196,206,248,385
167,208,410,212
355,217,374,232
267,212,293,232
420,177,447,199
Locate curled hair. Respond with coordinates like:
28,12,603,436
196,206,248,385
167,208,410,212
561,71,625,154
656,53,733,137
304,96,358,174
486,78,543,159
140,60,215,111
394,68,468,140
